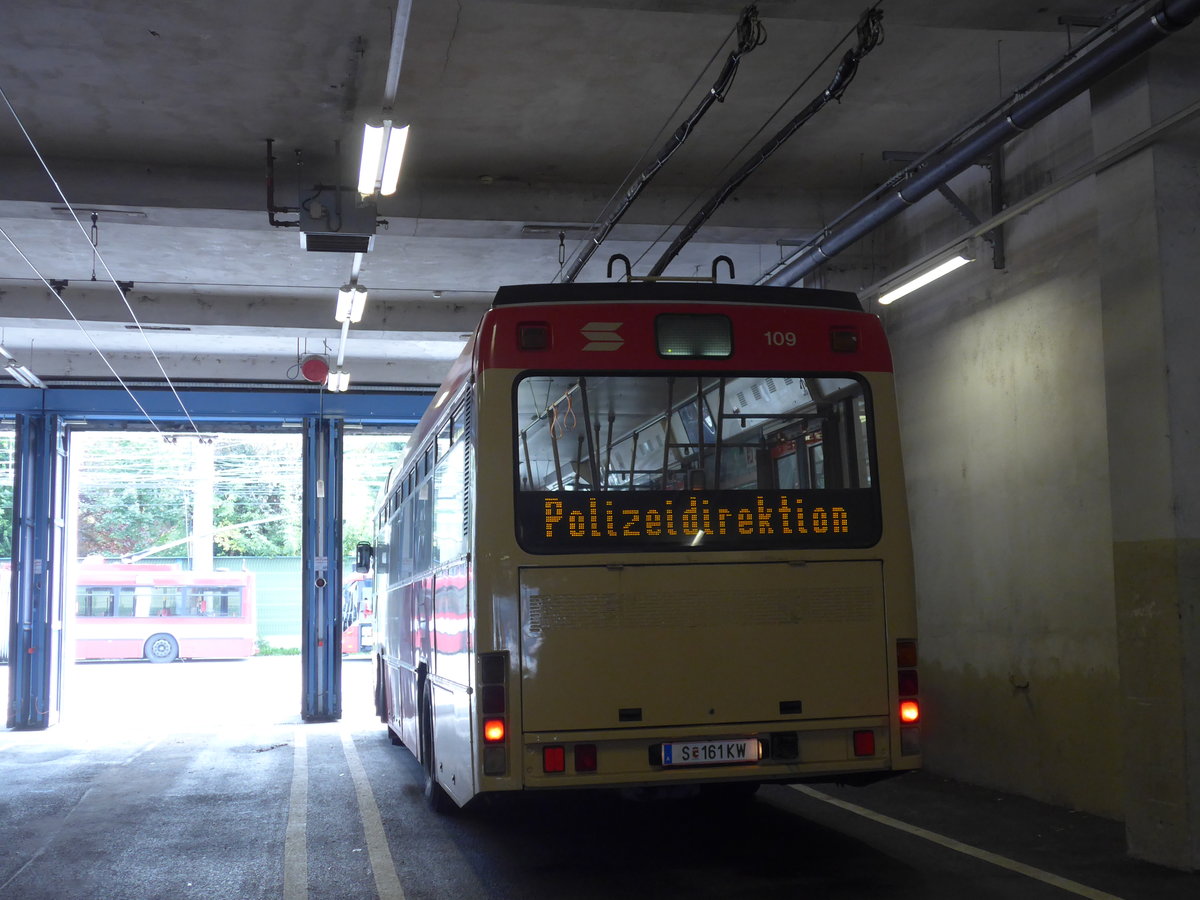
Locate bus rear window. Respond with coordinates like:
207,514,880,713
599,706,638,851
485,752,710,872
514,373,879,552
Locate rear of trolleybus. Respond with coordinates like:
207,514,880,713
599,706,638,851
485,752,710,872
401,281,919,809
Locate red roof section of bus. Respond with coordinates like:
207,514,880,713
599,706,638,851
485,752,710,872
474,301,893,374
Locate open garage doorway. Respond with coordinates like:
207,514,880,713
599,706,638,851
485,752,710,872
5,420,411,732
339,432,408,723
49,427,409,730
64,429,306,730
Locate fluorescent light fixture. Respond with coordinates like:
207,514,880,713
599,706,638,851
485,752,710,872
358,121,410,197
5,363,46,389
326,369,351,392
878,253,973,306
335,284,368,323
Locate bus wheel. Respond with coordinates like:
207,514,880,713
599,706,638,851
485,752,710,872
374,657,388,722
420,682,454,814
144,633,179,664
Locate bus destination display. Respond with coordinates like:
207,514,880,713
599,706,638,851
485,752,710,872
516,488,880,553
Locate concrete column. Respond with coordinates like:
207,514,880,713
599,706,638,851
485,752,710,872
1092,41,1200,869
190,438,214,572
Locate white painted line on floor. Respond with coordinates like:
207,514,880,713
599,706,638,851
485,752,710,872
341,729,407,900
791,785,1125,900
283,728,308,900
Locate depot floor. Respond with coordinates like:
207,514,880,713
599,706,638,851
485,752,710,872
1,659,1197,899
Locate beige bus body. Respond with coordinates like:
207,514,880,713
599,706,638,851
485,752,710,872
375,367,919,808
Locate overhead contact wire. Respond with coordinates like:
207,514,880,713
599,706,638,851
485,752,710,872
0,227,163,431
0,81,201,434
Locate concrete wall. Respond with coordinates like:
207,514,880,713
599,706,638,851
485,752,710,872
866,94,1126,818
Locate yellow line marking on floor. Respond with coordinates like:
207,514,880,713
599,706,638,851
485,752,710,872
791,785,1125,900
341,729,407,900
283,728,308,900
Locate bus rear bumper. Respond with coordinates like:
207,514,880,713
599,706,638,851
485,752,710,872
509,717,920,792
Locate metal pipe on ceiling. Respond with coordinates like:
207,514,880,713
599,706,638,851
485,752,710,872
764,0,1200,287
381,0,414,111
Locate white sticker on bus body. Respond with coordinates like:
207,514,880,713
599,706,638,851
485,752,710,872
662,738,757,767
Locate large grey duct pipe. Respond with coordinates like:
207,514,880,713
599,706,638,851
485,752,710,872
766,0,1200,286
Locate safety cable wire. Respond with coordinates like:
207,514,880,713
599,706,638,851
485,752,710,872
0,80,201,435
633,2,884,277
0,226,163,431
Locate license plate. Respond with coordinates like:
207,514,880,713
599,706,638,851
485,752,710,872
661,738,758,767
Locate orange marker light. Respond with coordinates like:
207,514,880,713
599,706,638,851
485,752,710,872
483,718,506,743
899,700,920,724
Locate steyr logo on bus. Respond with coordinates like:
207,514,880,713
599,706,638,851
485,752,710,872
581,322,623,351
516,488,881,552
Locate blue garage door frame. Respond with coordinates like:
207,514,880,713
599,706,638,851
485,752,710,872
3,383,430,729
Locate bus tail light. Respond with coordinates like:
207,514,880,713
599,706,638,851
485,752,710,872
897,639,920,755
481,684,505,715
480,652,508,775
543,745,566,773
574,744,598,772
853,730,876,757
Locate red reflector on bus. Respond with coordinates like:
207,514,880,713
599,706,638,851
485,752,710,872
900,700,920,724
543,745,566,773
852,730,875,757
896,640,918,668
574,744,598,772
518,322,550,350
483,718,506,743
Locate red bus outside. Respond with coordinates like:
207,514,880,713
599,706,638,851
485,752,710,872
72,563,257,663
341,573,374,655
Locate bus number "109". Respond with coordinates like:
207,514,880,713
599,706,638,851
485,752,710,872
765,330,797,347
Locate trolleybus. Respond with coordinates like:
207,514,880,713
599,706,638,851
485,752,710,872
73,563,257,663
369,280,920,809
341,573,374,655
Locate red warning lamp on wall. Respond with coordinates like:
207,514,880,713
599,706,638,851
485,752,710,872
300,355,330,384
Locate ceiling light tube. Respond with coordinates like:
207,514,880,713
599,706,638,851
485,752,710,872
358,121,410,197
878,252,973,306
335,284,368,323
326,369,351,393
6,363,46,389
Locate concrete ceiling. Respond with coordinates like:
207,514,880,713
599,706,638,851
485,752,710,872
0,0,1131,389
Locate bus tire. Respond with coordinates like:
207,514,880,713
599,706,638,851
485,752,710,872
420,681,454,814
374,656,388,722
144,633,179,664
